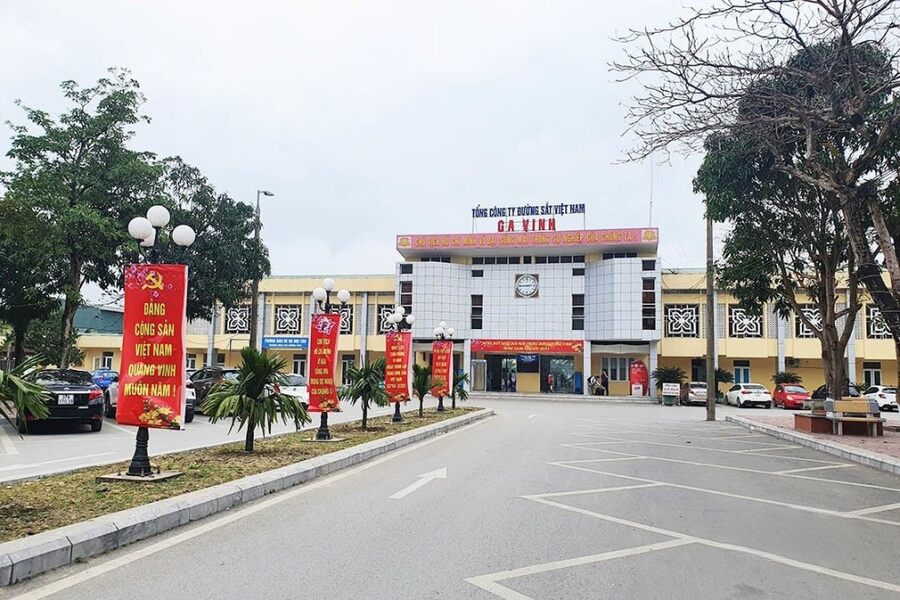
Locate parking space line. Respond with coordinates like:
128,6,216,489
774,465,855,474
465,539,694,599
522,483,664,499
102,421,143,436
0,452,114,473
0,423,19,455
568,438,834,464
848,502,900,516
573,429,796,447
738,445,800,453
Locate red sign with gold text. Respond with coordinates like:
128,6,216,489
117,264,187,430
470,339,583,354
396,228,658,252
384,331,412,402
308,313,341,412
431,340,453,397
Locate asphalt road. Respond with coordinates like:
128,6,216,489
0,401,407,482
8,399,900,599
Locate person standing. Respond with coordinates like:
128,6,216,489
600,370,609,396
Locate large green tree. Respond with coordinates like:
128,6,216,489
696,134,860,399
2,69,161,367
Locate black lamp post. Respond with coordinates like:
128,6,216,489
433,321,455,412
386,307,415,422
311,278,351,441
125,206,196,477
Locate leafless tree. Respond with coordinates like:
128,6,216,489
615,0,900,386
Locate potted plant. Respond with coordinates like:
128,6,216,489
651,365,686,406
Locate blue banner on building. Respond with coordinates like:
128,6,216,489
261,336,309,350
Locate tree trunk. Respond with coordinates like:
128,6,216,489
451,393,456,410
13,325,26,367
362,403,368,430
244,414,255,452
418,396,423,417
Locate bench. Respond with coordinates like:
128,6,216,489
825,399,884,437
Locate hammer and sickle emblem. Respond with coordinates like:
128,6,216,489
141,271,164,291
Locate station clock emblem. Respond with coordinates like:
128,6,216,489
515,274,540,298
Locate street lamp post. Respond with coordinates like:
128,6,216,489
433,321,454,412
311,278,351,440
386,307,415,422
248,190,274,351
125,206,195,477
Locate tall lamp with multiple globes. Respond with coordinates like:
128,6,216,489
125,205,196,477
311,278,351,440
385,306,415,422
432,321,455,412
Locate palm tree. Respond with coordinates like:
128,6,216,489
411,364,434,418
0,355,50,434
650,365,687,389
772,371,803,385
450,371,469,410
341,358,388,429
204,347,310,452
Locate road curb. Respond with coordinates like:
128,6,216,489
0,408,494,587
726,415,900,476
470,393,658,405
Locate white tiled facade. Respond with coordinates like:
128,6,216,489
586,258,661,341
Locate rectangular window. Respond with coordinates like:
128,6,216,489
733,360,751,384
224,305,251,334
602,253,613,260
523,256,533,264
341,355,355,385
535,256,548,264
400,281,412,293
274,304,302,335
472,257,484,265
400,294,412,306
642,279,655,291
573,255,585,263
547,256,560,264
561,255,573,264
794,305,820,338
664,304,699,338
471,295,483,330
863,362,882,388
185,353,197,370
400,263,413,274
601,357,633,382
508,256,521,264
472,269,483,278
728,305,762,338
642,278,656,330
216,353,226,366
573,267,585,276
292,354,306,376
642,259,656,271
496,257,509,265
441,257,450,263
484,257,496,265
572,294,585,330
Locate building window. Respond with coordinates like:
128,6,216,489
548,256,561,264
642,278,656,331
601,357,633,382
863,362,882,388
186,353,197,370
293,354,307,376
472,269,483,278
330,305,354,334
400,281,412,293
560,256,572,264
664,304,699,338
274,304,302,335
224,305,251,334
93,351,114,370
508,256,521,265
728,305,762,338
734,360,751,384
573,255,585,263
794,305,821,338
473,257,484,265
523,256,533,264
341,355,355,385
216,353,226,366
400,263,413,274
572,294,585,330
866,305,891,339
642,259,656,271
484,257,496,265
400,281,412,313
377,304,396,333
535,256,548,264
573,267,585,276
471,295,483,330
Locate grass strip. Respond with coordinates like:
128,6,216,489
0,407,476,542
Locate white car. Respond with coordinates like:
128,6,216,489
680,381,708,406
279,375,309,407
726,383,773,409
863,386,898,412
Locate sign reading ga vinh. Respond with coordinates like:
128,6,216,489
308,313,341,412
385,331,412,402
118,264,188,430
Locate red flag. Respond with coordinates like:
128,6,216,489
384,331,412,403
308,313,341,412
117,264,188,430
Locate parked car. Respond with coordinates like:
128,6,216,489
772,384,811,409
680,381,708,406
91,369,119,391
188,367,241,412
863,385,898,412
278,375,309,409
726,383,773,408
18,369,104,433
106,378,195,422
811,384,860,400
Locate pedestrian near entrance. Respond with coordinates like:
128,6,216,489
600,370,609,396
510,370,516,392
546,372,554,392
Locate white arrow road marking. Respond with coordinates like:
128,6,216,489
389,467,447,499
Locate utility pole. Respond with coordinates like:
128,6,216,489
705,209,716,422
248,190,273,351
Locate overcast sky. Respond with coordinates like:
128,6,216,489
1,1,712,281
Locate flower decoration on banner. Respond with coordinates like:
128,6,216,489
866,304,891,339
728,306,762,338
274,305,302,335
225,306,251,334
138,399,182,430
665,304,699,338
795,305,822,338
314,315,337,335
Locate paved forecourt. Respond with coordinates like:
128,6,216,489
9,400,900,599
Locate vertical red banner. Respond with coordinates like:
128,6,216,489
308,312,341,412
384,331,412,402
117,264,187,429
431,340,453,397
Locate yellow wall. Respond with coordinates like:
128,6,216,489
516,372,540,393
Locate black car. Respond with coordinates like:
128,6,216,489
811,384,860,400
19,369,105,433
188,367,240,412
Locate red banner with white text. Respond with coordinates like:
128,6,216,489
431,340,453,397
385,331,412,403
308,313,341,412
117,264,187,430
